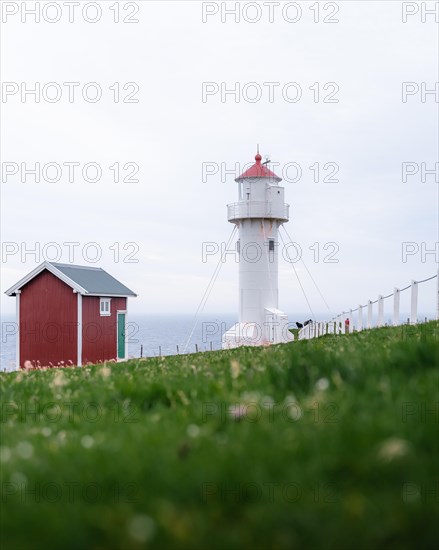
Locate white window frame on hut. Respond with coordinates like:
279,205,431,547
100,297,111,316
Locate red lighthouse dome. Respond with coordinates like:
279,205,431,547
235,150,282,182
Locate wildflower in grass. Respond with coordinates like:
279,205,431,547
81,435,95,449
127,514,155,543
187,424,200,438
230,360,240,379
378,438,411,462
41,427,52,437
0,447,11,463
100,366,111,379
10,472,27,485
378,377,390,394
228,404,247,421
178,390,190,406
284,394,298,405
285,401,302,421
261,395,275,409
315,378,330,392
16,441,33,459
240,391,261,404
57,431,67,444
52,372,67,387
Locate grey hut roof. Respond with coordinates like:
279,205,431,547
52,263,137,296
5,262,137,297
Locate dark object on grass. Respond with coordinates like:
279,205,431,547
178,442,190,460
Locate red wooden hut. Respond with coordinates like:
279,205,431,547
5,262,137,369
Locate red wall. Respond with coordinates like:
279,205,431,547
81,296,126,364
19,270,78,367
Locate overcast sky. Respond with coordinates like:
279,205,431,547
1,1,438,319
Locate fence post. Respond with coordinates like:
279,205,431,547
336,317,341,335
393,288,400,326
378,296,384,327
437,268,439,320
410,280,418,325
358,306,363,332
349,309,354,333
367,300,372,329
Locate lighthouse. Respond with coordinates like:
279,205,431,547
223,150,293,348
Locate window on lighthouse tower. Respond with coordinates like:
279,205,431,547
268,239,275,261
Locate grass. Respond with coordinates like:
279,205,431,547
1,322,438,549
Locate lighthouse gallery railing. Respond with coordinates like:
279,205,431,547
227,201,289,222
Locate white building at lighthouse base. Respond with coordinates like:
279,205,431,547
223,308,292,349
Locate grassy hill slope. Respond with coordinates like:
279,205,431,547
1,322,438,549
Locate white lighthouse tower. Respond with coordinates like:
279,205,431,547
223,150,293,348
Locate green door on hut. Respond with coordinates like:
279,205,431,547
117,313,125,359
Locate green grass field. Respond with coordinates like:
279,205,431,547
1,322,438,549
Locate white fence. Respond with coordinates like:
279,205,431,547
298,271,439,340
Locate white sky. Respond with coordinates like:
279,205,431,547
1,1,438,318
